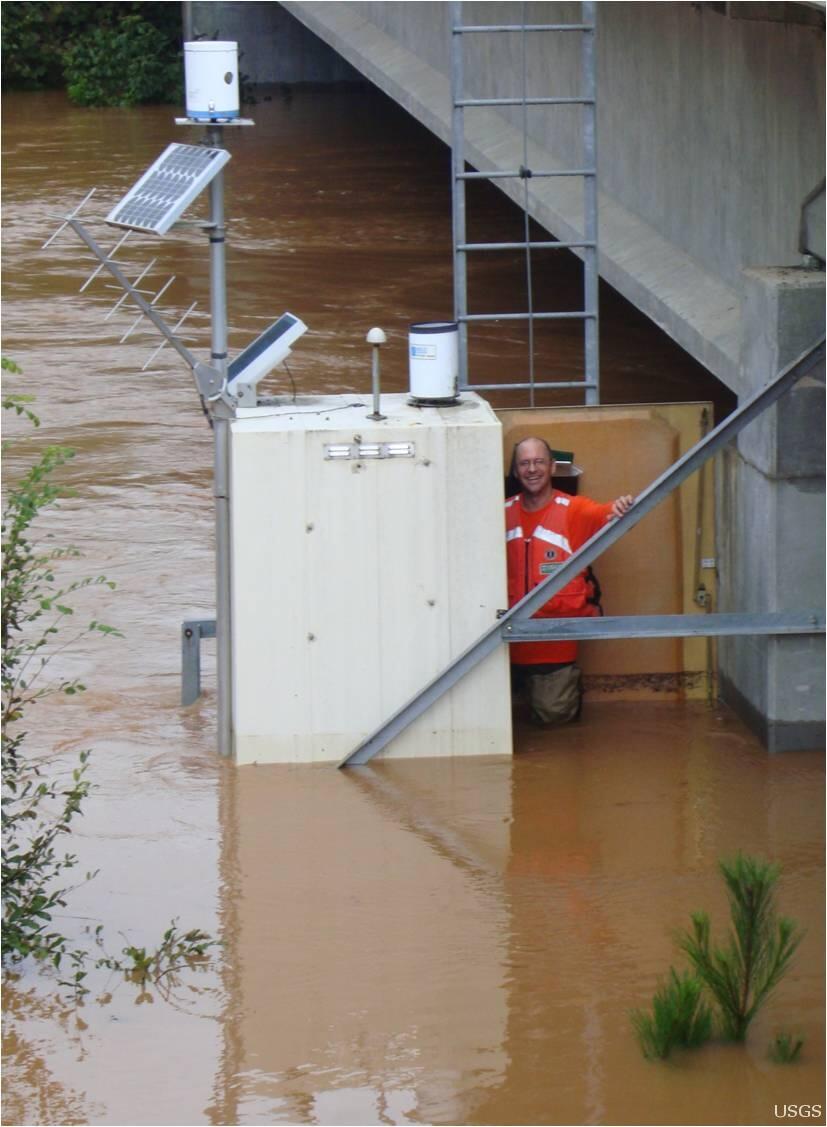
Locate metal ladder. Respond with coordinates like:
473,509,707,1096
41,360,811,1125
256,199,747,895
450,1,599,405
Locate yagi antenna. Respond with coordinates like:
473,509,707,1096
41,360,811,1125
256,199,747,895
40,143,234,403
61,215,223,400
42,192,214,393
142,302,199,371
103,257,158,320
80,230,131,292
42,134,304,414
42,187,97,249
120,275,177,343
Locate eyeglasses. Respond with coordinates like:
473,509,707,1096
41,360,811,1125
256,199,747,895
517,458,551,470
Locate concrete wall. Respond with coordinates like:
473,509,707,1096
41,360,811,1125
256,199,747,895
190,1,363,84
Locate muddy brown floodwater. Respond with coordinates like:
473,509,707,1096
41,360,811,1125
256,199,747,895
2,87,823,1127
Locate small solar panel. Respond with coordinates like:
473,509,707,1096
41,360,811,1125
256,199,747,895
106,143,231,235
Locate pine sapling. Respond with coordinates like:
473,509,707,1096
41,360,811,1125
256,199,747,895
632,967,713,1059
679,854,803,1042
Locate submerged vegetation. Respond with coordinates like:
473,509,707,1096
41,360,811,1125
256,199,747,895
631,968,713,1060
1,367,219,997
632,853,804,1063
769,1031,804,1064
680,853,803,1043
1,371,107,968
1,2,182,106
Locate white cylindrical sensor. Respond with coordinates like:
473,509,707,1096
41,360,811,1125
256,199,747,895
409,321,459,404
184,41,240,120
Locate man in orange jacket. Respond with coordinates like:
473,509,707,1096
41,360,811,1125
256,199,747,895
505,436,633,726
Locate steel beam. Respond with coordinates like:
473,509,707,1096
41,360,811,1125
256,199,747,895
454,23,594,33
503,611,824,642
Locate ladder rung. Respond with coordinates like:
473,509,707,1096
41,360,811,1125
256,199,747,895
458,168,595,180
456,96,594,108
460,311,596,322
465,381,598,391
454,24,594,34
459,240,595,252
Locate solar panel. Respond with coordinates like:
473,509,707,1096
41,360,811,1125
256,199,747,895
105,143,231,235
227,313,308,390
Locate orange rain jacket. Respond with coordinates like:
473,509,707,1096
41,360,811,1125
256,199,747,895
505,490,614,665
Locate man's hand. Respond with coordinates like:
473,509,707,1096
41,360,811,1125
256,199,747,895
611,494,634,519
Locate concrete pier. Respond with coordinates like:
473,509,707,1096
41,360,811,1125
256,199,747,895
718,267,825,751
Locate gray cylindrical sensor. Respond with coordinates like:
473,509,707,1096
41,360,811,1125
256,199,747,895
409,321,459,404
184,42,240,120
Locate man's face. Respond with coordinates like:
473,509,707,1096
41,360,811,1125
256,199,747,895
514,439,555,497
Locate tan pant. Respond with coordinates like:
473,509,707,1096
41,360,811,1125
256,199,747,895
526,663,583,726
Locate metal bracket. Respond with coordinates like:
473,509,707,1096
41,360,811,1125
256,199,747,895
194,361,227,400
181,618,216,706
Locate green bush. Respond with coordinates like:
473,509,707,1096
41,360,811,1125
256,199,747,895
1,3,81,90
1,2,182,104
63,14,181,107
2,369,220,999
2,380,120,965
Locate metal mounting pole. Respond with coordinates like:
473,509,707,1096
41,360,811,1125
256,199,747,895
206,124,233,760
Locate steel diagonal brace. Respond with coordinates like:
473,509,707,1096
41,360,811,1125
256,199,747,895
65,217,226,403
339,337,825,767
